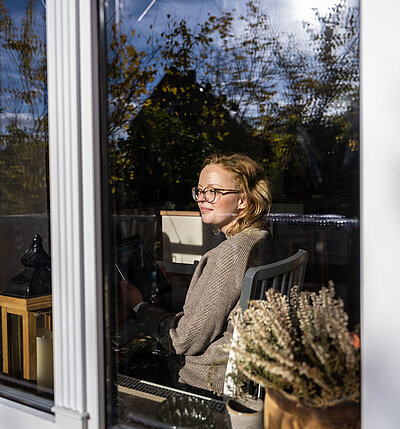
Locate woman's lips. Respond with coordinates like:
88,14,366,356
200,207,213,214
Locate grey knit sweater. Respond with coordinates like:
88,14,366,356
136,227,273,393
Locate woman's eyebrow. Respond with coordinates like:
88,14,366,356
197,183,220,188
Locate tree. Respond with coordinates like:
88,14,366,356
107,1,359,215
0,0,48,214
263,2,360,214
108,1,279,210
0,0,360,216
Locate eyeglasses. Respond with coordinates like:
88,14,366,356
192,186,240,203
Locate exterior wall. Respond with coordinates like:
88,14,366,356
361,2,400,427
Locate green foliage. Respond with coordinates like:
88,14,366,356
111,99,209,208
0,0,48,214
0,0,47,128
107,24,158,137
0,130,48,214
106,0,359,215
0,0,360,216
264,2,360,210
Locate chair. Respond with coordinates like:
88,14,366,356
224,249,308,396
239,249,308,310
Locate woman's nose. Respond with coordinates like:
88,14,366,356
197,191,206,202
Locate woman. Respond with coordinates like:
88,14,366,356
120,153,274,395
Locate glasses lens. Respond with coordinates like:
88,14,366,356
192,187,217,202
192,187,199,201
205,188,216,202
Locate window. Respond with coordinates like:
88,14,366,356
100,0,360,427
0,0,53,412
2,1,400,428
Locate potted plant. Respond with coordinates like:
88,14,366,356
227,284,360,429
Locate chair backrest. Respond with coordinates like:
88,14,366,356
224,249,308,396
239,249,308,310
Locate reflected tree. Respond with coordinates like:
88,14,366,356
110,1,278,210
108,0,359,215
266,2,360,214
0,0,48,214
0,0,360,216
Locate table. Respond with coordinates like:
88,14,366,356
117,374,228,427
0,294,52,380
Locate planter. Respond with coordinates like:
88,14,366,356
226,396,263,429
264,388,360,429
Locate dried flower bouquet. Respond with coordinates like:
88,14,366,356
228,284,360,408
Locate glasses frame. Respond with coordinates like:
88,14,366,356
192,186,240,203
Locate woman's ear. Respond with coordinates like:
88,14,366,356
237,196,247,210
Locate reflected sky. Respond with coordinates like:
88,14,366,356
0,0,46,130
113,0,358,38
0,0,359,133
103,0,359,143
107,0,359,72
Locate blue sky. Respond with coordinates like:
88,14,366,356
104,0,359,140
0,0,46,132
1,0,359,134
113,0,358,40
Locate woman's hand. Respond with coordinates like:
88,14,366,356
119,280,144,309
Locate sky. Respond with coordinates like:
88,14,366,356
0,0,359,134
113,0,358,38
0,0,46,132
109,1,359,88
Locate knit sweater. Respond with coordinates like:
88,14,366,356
136,227,273,393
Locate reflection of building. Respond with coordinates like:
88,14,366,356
118,69,271,210
140,69,265,153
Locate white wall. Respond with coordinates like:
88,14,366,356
361,1,400,428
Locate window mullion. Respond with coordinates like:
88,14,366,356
47,0,102,427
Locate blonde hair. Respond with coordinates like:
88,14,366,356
202,153,272,237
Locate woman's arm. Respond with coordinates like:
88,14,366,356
169,237,250,355
134,238,245,354
133,230,268,356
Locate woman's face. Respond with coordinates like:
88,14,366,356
197,164,246,234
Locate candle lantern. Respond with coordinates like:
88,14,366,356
4,234,51,298
0,234,52,380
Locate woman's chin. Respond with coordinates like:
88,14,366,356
200,216,213,225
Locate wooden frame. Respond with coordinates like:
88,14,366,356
0,295,52,380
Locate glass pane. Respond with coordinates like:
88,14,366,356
101,0,360,427
0,0,53,411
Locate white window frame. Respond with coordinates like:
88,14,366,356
361,1,400,428
0,0,104,428
0,0,399,428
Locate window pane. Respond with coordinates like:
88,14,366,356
101,0,360,427
0,0,53,411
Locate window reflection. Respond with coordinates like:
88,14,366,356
0,0,53,410
102,0,360,427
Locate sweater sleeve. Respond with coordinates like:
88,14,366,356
169,235,253,356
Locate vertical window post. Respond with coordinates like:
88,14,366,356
46,0,103,427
